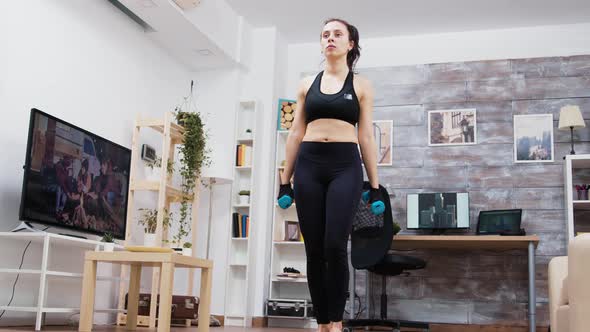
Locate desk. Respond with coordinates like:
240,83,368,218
78,251,213,332
350,235,539,332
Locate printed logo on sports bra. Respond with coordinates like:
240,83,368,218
343,93,353,100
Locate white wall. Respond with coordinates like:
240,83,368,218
285,22,590,96
185,67,241,315
0,0,192,326
238,27,289,318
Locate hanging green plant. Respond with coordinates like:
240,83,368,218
172,81,212,247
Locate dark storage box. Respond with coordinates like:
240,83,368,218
266,299,313,319
125,293,199,320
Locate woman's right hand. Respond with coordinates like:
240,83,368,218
277,183,294,209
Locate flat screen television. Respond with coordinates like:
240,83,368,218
406,192,470,231
19,108,131,239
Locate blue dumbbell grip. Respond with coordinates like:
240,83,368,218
362,191,370,203
278,195,293,209
371,201,385,215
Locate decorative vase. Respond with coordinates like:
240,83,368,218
577,189,589,201
144,233,157,247
103,242,115,252
238,195,249,205
182,248,192,256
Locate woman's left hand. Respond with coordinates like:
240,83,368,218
366,187,385,215
368,187,382,205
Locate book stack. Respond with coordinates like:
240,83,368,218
232,212,250,238
235,144,253,166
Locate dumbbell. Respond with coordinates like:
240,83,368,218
278,184,294,209
362,190,385,215
278,194,293,209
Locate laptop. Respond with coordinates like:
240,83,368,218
476,209,524,235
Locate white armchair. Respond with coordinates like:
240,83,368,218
548,234,590,332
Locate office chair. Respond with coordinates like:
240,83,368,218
343,183,429,332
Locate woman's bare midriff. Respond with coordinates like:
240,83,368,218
302,118,358,144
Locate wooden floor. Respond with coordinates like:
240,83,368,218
0,325,550,332
0,327,311,332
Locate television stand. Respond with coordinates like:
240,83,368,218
11,222,87,239
0,232,123,330
429,229,448,235
11,221,44,233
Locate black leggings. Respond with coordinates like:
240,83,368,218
293,142,363,324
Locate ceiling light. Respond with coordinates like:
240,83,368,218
195,49,213,56
174,0,201,10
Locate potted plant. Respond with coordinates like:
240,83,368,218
182,242,192,256
392,221,401,235
138,208,172,247
174,108,211,253
144,157,174,181
101,232,115,252
238,190,250,205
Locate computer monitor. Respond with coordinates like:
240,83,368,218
476,209,522,235
406,192,470,230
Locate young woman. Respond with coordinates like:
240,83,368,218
277,18,382,332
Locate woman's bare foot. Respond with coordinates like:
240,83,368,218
330,321,343,332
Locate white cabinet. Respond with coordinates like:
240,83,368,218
0,232,124,330
224,100,258,326
563,154,590,245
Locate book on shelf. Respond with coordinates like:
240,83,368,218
232,212,250,238
235,144,253,167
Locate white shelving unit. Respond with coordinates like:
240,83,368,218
563,154,590,245
224,100,258,327
0,232,124,331
267,131,316,328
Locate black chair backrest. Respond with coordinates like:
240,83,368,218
351,182,394,270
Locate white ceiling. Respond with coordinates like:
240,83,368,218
226,0,590,43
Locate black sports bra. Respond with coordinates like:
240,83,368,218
304,70,360,126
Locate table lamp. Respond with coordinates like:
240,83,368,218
558,104,585,157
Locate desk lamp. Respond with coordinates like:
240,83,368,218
558,104,585,158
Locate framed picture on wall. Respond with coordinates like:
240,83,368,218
428,109,477,146
277,99,297,131
373,120,393,166
284,220,301,242
513,114,554,163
